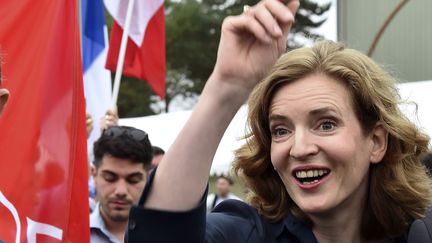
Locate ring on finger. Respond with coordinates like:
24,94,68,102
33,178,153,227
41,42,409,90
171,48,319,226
243,5,251,14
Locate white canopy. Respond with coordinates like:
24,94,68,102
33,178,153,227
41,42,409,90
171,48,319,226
120,80,432,174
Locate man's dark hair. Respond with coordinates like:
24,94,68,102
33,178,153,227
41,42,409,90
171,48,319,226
421,152,432,176
93,126,153,170
218,175,234,185
152,146,165,156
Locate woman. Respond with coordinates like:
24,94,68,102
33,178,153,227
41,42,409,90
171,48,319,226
126,0,432,242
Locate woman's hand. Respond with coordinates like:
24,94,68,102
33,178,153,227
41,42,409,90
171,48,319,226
211,0,299,96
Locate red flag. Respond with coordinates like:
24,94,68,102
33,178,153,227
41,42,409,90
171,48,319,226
105,1,166,99
0,0,89,242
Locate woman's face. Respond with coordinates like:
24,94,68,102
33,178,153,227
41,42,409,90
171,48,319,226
269,74,382,216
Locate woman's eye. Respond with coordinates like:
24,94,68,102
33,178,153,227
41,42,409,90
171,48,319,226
272,127,289,137
319,120,337,131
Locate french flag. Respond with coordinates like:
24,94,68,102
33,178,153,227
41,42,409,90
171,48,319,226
82,0,113,147
104,0,166,99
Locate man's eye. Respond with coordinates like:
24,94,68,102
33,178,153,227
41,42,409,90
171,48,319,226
127,176,143,184
319,120,337,131
102,174,117,182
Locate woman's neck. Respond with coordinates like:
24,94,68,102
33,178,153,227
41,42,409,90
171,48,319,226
308,176,373,243
311,209,363,243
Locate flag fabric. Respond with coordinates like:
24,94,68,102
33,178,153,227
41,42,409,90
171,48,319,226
0,0,89,242
81,0,113,157
104,0,166,99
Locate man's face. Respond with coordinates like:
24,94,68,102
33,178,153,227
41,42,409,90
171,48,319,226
216,178,231,198
93,154,146,223
0,88,9,114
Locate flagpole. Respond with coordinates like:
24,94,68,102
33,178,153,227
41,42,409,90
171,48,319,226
111,0,135,106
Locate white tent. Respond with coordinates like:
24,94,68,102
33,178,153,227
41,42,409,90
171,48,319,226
120,80,432,174
397,80,432,137
120,106,248,175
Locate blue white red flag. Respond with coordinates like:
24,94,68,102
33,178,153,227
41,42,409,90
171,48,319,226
104,0,166,99
82,0,113,150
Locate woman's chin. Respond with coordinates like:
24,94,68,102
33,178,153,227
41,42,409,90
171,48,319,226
297,201,331,215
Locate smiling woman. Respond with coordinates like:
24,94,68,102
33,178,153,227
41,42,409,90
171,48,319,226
125,0,432,242
233,41,432,241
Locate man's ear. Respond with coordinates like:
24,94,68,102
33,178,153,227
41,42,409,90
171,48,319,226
370,123,388,164
90,164,97,177
0,88,9,114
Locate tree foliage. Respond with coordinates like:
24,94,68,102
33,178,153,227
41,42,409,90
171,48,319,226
109,0,331,117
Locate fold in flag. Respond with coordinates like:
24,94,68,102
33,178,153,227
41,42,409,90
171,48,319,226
105,0,166,99
82,0,112,154
0,0,89,242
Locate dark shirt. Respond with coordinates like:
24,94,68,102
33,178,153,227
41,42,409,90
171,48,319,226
126,170,421,243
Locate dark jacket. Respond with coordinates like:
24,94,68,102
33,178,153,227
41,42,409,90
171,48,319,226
126,170,429,243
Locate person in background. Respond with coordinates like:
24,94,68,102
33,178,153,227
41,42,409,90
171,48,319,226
100,108,119,131
206,175,242,213
0,84,8,115
88,109,120,210
90,126,152,243
87,112,94,138
421,152,432,176
0,60,9,115
151,146,165,169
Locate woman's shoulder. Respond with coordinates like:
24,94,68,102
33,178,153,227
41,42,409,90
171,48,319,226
212,199,258,218
206,200,317,243
206,200,268,242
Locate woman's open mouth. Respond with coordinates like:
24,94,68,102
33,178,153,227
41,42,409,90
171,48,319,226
293,168,330,187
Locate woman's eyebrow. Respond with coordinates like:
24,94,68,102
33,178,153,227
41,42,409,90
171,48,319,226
308,106,341,117
268,114,289,122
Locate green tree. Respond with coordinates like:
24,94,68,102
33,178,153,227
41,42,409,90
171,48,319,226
107,0,331,117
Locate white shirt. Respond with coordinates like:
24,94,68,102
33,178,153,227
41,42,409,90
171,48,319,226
206,192,242,213
90,204,121,243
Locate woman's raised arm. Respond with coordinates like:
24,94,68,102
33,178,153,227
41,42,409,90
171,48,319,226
144,0,300,211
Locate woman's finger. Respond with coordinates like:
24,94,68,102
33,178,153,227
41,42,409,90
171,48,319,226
253,6,283,38
226,15,273,44
263,0,298,25
244,0,299,39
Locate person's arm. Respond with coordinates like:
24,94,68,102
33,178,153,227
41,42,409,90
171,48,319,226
145,0,300,212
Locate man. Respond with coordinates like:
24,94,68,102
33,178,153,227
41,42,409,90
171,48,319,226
88,109,120,205
150,146,165,169
0,64,9,114
421,152,432,176
90,126,152,243
206,175,242,213
0,87,8,114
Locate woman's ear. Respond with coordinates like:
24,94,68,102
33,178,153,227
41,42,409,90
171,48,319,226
0,88,9,114
370,123,388,164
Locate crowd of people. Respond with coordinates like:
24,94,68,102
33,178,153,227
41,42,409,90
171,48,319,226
2,0,432,242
